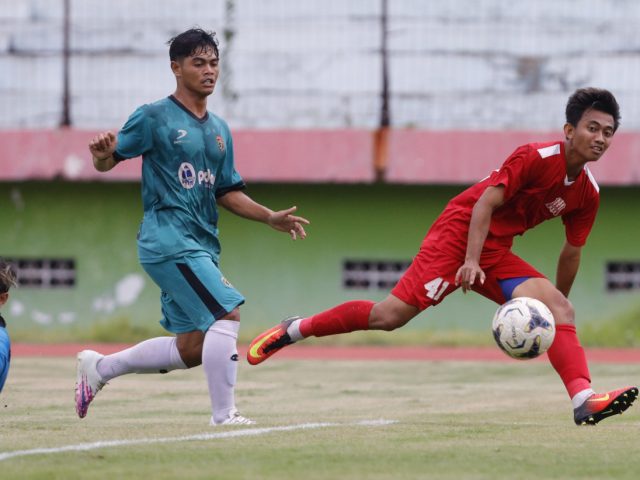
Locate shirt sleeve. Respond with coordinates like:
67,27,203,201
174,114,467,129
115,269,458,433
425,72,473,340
0,330,10,393
562,191,599,247
214,124,246,198
486,145,534,202
113,106,154,161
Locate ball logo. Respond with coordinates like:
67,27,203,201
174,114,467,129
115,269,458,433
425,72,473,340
178,162,196,189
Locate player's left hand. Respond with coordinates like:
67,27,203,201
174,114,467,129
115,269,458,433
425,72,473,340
268,206,310,240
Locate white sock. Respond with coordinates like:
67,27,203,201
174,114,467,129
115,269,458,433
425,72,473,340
286,318,304,342
572,388,595,409
96,336,187,382
203,320,240,424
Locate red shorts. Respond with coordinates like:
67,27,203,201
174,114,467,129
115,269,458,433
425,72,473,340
391,246,545,311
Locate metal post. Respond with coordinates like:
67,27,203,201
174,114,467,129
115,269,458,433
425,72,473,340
60,0,71,127
374,0,390,182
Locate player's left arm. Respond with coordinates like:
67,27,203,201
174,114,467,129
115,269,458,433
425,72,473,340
556,241,582,297
558,183,598,297
217,190,309,240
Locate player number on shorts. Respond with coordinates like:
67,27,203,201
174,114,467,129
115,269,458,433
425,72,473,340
424,277,449,301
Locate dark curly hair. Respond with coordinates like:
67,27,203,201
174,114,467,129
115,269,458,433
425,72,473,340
0,259,17,294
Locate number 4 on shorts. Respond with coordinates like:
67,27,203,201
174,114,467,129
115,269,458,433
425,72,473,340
424,277,449,301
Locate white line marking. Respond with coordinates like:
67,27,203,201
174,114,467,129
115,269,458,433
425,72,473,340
0,419,396,462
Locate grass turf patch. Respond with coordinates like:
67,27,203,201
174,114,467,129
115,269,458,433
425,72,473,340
1,357,640,479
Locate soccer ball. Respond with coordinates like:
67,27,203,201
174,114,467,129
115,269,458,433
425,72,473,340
492,297,555,360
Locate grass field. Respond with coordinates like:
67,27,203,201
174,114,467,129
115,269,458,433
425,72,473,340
1,356,640,479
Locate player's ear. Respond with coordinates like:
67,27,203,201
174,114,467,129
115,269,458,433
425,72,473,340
563,122,574,141
0,293,7,307
170,60,182,78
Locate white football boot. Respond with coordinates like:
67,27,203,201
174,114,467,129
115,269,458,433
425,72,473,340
75,350,106,418
210,408,256,426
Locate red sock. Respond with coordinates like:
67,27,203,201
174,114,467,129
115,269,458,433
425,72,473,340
546,324,591,398
299,300,374,338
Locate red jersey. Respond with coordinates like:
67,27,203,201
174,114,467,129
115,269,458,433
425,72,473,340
423,141,600,262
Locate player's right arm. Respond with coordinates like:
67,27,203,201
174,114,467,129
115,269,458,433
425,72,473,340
455,185,505,293
89,131,118,172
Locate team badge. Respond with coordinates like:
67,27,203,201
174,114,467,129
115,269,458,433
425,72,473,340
221,276,233,288
178,162,196,189
216,135,225,152
545,197,566,216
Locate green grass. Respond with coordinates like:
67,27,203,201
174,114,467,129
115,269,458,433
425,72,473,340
10,302,640,348
581,304,640,347
1,357,640,479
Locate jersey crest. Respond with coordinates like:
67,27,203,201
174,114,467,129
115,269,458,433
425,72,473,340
178,162,196,189
216,135,225,152
545,197,566,216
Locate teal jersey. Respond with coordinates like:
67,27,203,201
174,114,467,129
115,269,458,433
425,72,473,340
0,314,9,393
114,96,245,263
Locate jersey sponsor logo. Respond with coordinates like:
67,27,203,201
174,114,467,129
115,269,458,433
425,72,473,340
221,275,233,288
545,197,566,216
178,162,196,189
198,169,215,188
173,129,189,144
216,135,225,152
177,163,216,189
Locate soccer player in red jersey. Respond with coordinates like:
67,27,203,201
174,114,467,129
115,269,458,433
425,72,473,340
248,87,637,425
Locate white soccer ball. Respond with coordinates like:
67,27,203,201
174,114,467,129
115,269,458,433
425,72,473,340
492,297,555,360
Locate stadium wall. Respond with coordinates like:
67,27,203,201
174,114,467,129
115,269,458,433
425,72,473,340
2,129,640,185
1,181,638,341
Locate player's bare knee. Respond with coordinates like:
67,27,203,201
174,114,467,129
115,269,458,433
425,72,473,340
177,344,202,368
176,337,204,368
369,309,403,331
551,296,575,325
222,309,241,322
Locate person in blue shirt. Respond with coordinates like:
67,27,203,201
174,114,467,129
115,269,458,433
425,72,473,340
76,28,309,426
0,259,18,394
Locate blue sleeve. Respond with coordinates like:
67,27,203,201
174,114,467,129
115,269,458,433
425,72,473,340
215,125,245,198
114,106,154,161
0,329,10,393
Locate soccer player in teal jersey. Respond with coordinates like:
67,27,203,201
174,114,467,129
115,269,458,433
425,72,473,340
76,28,309,425
0,259,18,394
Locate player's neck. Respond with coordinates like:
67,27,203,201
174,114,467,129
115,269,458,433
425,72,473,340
172,90,209,119
563,140,587,181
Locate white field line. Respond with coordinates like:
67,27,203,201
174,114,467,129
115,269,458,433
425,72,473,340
0,419,396,462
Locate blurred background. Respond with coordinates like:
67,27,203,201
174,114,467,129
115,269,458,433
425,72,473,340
0,0,639,345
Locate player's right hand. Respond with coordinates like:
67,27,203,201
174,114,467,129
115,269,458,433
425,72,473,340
89,131,117,159
454,259,486,294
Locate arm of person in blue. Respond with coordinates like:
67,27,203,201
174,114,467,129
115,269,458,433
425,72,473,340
0,259,18,393
0,318,10,393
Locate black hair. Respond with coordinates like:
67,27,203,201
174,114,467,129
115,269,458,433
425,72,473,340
566,87,621,132
167,28,219,62
0,259,17,294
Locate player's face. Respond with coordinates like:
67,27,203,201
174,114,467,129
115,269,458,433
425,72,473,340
173,47,219,97
565,108,615,162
